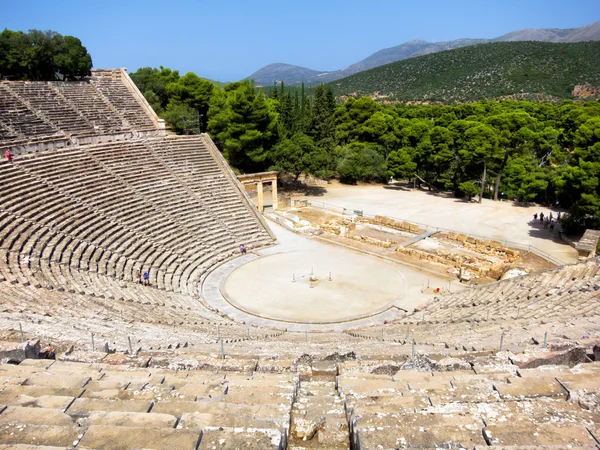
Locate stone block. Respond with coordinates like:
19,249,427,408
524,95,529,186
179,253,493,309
510,347,587,369
78,425,201,450
0,340,41,364
457,234,467,242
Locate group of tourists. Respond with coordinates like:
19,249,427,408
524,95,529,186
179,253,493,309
533,211,561,232
135,269,150,286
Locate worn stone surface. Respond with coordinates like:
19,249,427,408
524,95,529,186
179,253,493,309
510,347,588,369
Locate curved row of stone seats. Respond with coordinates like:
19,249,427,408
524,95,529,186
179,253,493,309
146,136,272,244
3,82,97,138
0,278,284,350
0,140,266,295
1,141,272,290
90,70,157,132
0,83,62,140
349,259,600,343
339,359,600,449
0,358,294,449
343,264,600,356
50,81,132,136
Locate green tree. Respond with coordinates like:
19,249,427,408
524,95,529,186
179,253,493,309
165,72,214,131
163,102,200,135
458,181,479,201
0,29,93,81
207,81,278,172
460,123,499,203
54,35,92,80
486,111,537,201
337,143,386,184
270,132,330,181
130,66,180,111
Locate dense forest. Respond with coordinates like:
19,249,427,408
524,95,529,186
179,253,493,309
329,41,600,103
132,66,600,233
0,28,92,80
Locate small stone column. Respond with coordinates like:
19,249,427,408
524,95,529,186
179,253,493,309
271,179,278,211
257,181,264,212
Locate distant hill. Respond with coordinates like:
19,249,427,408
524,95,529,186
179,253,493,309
248,21,600,86
328,41,600,103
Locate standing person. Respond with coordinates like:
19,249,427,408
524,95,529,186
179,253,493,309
550,220,555,232
143,271,149,286
540,212,544,223
135,269,141,284
549,212,553,221
533,213,538,221
557,212,561,221
5,150,12,163
239,244,247,255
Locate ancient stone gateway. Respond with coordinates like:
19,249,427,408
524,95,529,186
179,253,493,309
238,171,278,212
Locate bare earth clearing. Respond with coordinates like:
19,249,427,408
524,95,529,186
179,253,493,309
303,181,579,264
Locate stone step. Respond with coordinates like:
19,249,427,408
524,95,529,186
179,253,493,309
482,423,597,447
0,424,81,448
198,426,284,449
85,410,177,428
77,425,201,450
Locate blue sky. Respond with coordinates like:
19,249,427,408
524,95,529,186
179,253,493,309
2,0,599,81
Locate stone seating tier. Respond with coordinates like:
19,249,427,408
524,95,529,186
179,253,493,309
90,71,157,131
3,82,97,138
0,135,274,339
1,72,160,153
0,351,598,448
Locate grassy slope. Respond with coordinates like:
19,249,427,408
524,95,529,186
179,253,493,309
328,41,600,102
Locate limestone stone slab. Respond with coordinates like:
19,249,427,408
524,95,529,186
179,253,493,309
24,372,91,389
429,388,500,406
17,360,54,369
0,375,27,386
495,377,566,399
222,387,294,406
151,400,205,416
557,373,600,391
337,377,403,396
179,402,289,431
3,394,74,410
78,425,201,450
355,425,485,449
175,382,228,399
66,398,152,416
198,427,283,449
407,378,452,391
80,388,155,400
0,385,83,404
517,366,572,378
346,394,431,414
0,444,71,449
0,424,80,447
0,406,73,426
86,410,177,428
483,423,596,446
392,370,433,383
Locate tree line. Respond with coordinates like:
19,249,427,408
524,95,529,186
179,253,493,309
131,66,600,233
0,29,92,80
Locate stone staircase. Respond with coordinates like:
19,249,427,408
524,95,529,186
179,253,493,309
289,360,349,449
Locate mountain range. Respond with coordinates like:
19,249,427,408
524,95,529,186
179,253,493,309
248,20,600,86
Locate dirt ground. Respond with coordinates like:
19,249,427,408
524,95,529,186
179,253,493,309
298,181,579,265
292,207,556,280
